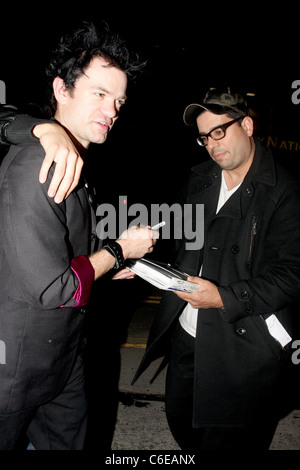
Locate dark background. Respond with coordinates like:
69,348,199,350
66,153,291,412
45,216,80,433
1,6,300,207
1,6,300,260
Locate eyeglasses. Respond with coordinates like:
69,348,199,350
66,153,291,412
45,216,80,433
196,116,244,147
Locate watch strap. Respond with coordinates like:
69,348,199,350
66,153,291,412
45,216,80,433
103,241,125,270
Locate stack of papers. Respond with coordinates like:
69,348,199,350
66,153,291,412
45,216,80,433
126,258,199,292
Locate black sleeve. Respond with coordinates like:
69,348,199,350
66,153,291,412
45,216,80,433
0,104,52,146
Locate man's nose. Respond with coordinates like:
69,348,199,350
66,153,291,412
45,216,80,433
206,136,219,150
101,100,118,119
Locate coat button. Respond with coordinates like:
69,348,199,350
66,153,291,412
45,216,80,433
236,327,246,335
231,244,240,254
241,290,249,300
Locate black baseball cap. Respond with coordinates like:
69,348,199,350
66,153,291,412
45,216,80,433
183,87,249,126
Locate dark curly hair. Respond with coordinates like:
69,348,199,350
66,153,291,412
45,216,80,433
45,21,145,115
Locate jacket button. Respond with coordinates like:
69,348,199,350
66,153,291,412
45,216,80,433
80,307,87,314
241,290,249,300
236,327,246,335
246,307,254,314
231,244,239,254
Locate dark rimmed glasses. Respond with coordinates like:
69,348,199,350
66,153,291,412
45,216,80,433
197,116,244,147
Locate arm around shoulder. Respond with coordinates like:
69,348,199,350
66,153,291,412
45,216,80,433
0,105,84,202
0,104,51,145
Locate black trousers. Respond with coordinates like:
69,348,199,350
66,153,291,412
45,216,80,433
165,322,278,451
0,354,87,450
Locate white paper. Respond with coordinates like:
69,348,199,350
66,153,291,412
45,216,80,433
265,314,292,348
126,258,199,292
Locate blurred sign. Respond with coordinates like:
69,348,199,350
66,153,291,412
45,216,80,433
257,135,300,153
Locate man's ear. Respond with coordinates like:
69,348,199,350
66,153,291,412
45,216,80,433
241,116,254,137
52,76,68,104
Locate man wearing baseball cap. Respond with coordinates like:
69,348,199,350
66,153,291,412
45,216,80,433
134,87,300,450
183,87,249,124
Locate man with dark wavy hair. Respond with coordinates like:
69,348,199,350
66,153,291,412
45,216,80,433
0,21,157,450
45,21,142,115
0,21,144,202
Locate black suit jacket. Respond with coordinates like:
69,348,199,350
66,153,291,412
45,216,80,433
0,142,95,412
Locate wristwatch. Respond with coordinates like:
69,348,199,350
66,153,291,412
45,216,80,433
103,241,125,270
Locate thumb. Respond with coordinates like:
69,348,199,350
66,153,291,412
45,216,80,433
187,276,201,284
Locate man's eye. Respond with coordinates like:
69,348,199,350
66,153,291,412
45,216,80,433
212,128,224,137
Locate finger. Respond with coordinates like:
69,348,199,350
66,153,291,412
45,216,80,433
112,269,135,279
39,151,56,184
151,230,160,240
173,290,189,299
187,276,201,284
64,158,84,199
115,273,135,279
53,156,79,203
46,155,68,199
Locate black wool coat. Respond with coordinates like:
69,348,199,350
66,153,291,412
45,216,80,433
134,139,300,427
